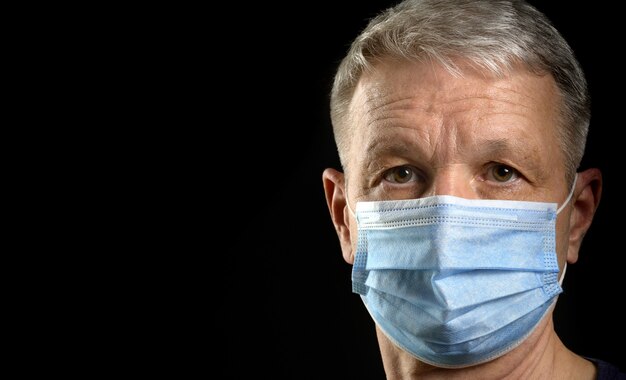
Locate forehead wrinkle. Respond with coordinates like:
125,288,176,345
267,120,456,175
442,94,533,110
489,80,555,106
419,90,537,118
361,89,534,133
363,95,429,122
363,124,421,154
364,95,426,127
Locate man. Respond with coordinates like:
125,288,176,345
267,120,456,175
322,1,623,378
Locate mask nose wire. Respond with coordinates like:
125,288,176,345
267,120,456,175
346,177,574,284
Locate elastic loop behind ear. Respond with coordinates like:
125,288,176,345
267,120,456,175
345,191,356,217
557,174,578,215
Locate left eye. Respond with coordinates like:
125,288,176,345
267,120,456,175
383,166,419,184
489,164,518,182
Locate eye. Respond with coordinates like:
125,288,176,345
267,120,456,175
383,166,419,184
488,164,518,182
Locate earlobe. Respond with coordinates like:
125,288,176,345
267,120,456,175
322,168,355,264
567,168,602,264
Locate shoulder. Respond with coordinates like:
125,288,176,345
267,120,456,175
587,358,626,380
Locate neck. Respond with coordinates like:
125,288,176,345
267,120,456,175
376,316,596,380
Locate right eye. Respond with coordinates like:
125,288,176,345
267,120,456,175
487,163,519,183
383,166,419,184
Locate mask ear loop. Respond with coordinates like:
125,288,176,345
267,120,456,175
559,263,567,286
556,174,578,215
556,173,577,285
345,193,356,218
344,179,357,218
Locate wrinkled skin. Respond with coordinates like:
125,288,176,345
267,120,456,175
323,59,602,379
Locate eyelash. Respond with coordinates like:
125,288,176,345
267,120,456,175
380,163,521,185
381,165,422,184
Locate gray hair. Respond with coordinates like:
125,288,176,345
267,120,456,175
330,0,589,184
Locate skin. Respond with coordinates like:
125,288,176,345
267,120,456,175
322,58,602,379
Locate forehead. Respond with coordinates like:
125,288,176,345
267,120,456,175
347,59,562,166
351,59,559,123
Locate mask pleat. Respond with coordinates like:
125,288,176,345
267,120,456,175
352,194,563,367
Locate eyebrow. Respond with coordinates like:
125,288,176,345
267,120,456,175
361,134,547,180
481,138,524,157
480,138,538,161
361,132,428,173
362,123,427,156
362,134,417,166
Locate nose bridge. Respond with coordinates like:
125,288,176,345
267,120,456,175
428,166,475,199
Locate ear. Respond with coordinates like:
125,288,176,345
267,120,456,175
322,168,355,264
567,168,602,264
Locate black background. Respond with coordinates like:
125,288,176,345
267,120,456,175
224,1,625,378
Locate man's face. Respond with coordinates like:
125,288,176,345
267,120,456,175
345,58,571,267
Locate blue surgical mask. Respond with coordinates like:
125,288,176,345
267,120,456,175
347,178,576,368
